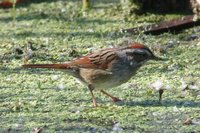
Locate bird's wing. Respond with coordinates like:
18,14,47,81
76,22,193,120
70,48,117,70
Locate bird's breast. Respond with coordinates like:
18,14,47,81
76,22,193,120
77,62,137,90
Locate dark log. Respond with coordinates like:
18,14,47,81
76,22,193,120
129,0,191,13
121,15,200,35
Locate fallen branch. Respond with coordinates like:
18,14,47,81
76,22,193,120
121,15,200,35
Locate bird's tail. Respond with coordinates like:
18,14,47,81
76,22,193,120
22,63,70,69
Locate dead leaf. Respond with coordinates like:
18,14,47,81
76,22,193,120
183,118,193,125
33,128,42,133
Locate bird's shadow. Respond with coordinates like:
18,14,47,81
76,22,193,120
0,66,59,76
115,99,200,108
1,67,199,109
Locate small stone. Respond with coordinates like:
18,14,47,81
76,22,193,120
51,75,59,81
57,84,65,90
168,40,174,45
183,118,193,125
75,110,80,114
173,106,179,112
187,34,198,41
165,40,176,49
87,28,94,33
188,85,198,90
61,8,66,13
6,76,12,81
152,112,157,116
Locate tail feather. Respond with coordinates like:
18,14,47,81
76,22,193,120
22,64,70,69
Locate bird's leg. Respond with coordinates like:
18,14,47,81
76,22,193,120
100,90,121,102
88,85,97,107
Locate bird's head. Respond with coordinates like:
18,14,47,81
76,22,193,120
119,43,162,66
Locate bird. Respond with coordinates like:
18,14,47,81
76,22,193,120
22,42,161,107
